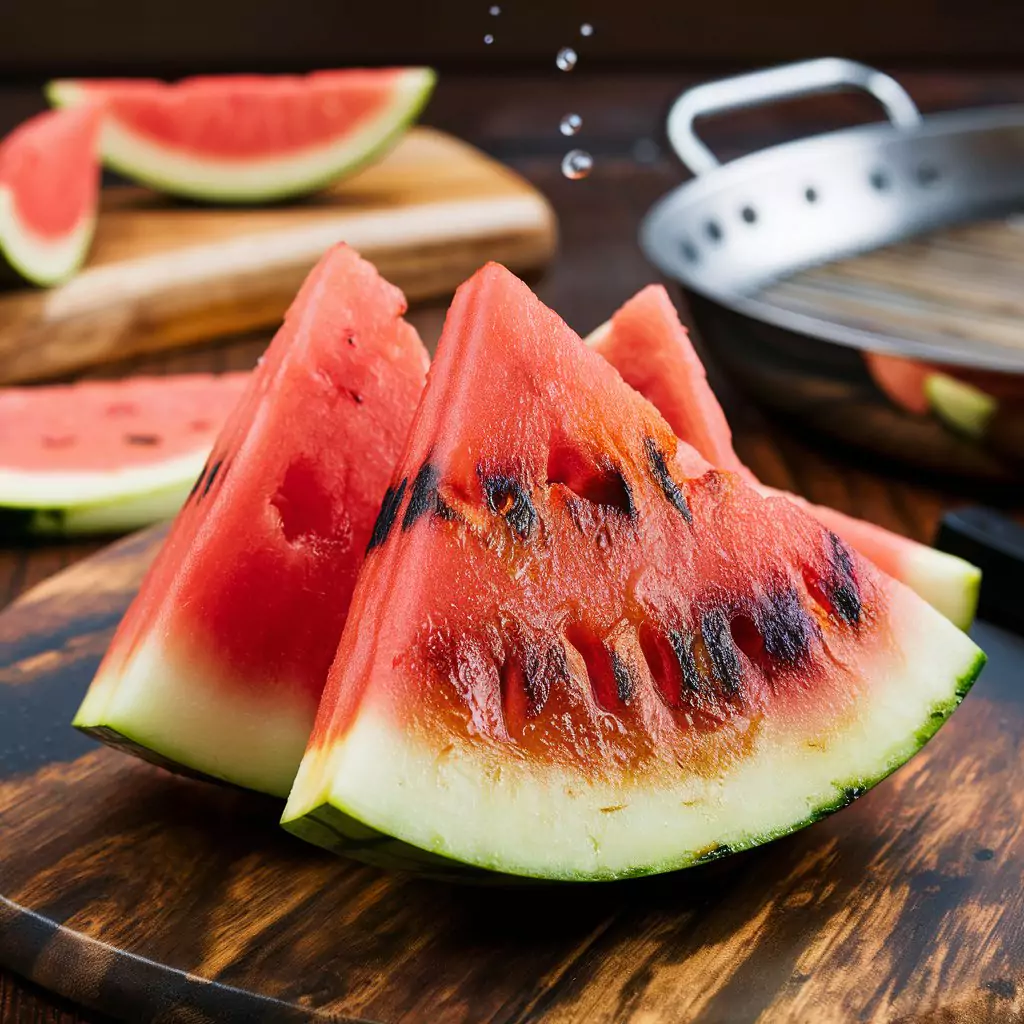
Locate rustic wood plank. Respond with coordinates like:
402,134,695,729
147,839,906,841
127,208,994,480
0,129,555,385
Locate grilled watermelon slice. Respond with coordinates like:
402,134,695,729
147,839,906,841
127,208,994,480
588,286,981,631
47,69,435,203
74,244,429,796
282,264,984,881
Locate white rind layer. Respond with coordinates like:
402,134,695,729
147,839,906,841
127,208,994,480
75,634,316,797
283,586,984,879
0,448,208,508
49,70,436,203
0,185,95,285
899,546,981,634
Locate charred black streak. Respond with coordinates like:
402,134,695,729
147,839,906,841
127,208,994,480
402,461,440,531
701,610,743,695
201,458,223,499
643,437,691,523
610,651,636,704
367,477,407,552
668,629,703,695
759,587,814,665
826,532,861,624
482,474,537,541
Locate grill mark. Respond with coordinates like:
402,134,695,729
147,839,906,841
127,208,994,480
701,610,743,694
643,437,692,522
482,474,537,541
827,532,861,624
759,587,814,665
366,478,407,552
402,461,440,531
667,629,704,694
610,651,636,704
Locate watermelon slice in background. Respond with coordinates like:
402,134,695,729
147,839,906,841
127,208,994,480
281,264,984,881
74,244,429,797
588,286,982,632
0,105,103,286
47,69,436,203
0,373,249,537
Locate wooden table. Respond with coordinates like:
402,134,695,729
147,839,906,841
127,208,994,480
2,68,1023,1024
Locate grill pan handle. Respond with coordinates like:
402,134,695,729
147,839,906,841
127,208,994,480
668,58,923,175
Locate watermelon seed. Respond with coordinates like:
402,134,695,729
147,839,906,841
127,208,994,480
201,459,223,499
803,533,862,625
643,437,691,523
348,389,364,404
757,588,814,665
482,474,537,541
367,478,408,552
41,434,76,449
403,461,441,531
125,433,161,446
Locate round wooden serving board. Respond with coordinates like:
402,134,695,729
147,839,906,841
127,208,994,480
1,528,1023,1023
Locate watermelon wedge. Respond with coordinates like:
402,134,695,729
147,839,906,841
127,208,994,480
0,105,102,286
588,287,982,632
47,69,436,203
74,245,429,796
281,264,984,881
0,374,249,537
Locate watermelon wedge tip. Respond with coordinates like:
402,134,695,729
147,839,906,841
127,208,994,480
47,69,437,203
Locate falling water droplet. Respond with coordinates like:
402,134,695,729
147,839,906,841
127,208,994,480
556,47,578,71
559,112,583,136
484,33,494,44
580,22,594,37
489,4,501,13
561,149,593,180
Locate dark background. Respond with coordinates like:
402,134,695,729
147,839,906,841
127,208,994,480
3,0,1023,77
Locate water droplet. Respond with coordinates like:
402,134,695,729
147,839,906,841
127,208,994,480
561,149,593,180
484,33,494,44
556,47,578,71
559,112,582,136
489,4,501,13
580,22,594,36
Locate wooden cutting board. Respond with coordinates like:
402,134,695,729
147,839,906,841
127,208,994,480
0,128,556,384
1,530,1022,1023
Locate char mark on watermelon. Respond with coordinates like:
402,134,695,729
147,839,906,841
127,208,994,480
73,244,430,798
282,263,984,881
587,285,982,632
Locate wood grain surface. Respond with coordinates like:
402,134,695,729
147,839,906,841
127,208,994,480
3,68,1024,1024
0,128,555,385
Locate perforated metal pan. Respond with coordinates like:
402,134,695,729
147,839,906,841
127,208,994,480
641,58,1024,481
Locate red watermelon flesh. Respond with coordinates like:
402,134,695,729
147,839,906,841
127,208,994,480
0,373,249,536
0,105,102,285
48,69,436,203
588,286,981,632
74,244,430,796
281,264,983,880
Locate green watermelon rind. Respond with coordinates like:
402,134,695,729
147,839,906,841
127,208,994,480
46,70,437,204
0,186,96,286
280,649,985,883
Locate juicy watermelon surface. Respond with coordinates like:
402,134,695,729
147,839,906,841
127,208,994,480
48,69,436,202
74,244,429,796
589,287,981,632
0,105,102,285
282,265,984,880
0,374,249,536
